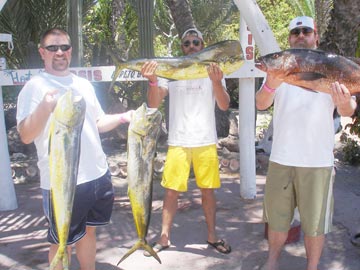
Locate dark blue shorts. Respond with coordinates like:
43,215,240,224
42,170,114,245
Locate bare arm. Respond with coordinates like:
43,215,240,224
17,89,58,144
141,61,168,108
207,63,230,111
97,110,134,133
255,76,283,110
331,82,357,117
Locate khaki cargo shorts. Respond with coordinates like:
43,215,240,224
263,161,334,236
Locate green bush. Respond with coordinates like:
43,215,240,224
340,133,360,165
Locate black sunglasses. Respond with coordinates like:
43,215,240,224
290,27,314,36
44,44,72,52
182,39,201,47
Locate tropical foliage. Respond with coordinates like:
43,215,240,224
0,0,96,68
1,1,359,117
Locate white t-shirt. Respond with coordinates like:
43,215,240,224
159,78,226,147
270,83,335,167
16,72,108,189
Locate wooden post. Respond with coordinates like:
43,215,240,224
238,17,256,199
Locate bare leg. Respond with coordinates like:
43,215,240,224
158,188,179,246
75,226,97,270
264,228,288,270
48,244,72,270
304,234,324,270
201,188,217,243
201,188,231,253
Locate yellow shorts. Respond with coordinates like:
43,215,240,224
263,161,334,236
161,145,221,192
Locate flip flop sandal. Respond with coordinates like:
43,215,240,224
143,242,170,257
207,239,232,254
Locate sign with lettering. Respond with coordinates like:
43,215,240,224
240,18,255,62
0,61,255,86
0,66,145,86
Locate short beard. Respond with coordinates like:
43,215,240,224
52,59,69,71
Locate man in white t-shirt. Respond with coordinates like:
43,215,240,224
140,28,231,255
16,28,133,270
256,16,357,270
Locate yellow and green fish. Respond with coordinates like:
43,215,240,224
110,40,244,88
117,103,162,265
48,89,86,270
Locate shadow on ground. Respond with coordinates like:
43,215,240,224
1,152,360,269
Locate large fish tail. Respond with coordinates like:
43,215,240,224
117,239,161,265
108,64,125,94
49,246,69,270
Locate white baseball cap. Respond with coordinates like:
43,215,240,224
289,16,316,31
181,28,203,41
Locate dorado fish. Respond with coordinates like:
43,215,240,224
48,89,86,270
117,103,162,265
110,40,243,85
255,48,360,94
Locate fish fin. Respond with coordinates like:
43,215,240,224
142,242,162,264
117,241,142,265
49,247,68,270
108,65,122,94
301,88,319,93
49,256,60,270
48,133,51,156
201,60,216,64
347,57,360,66
48,115,55,156
292,72,326,81
62,252,70,270
103,42,126,94
117,240,161,265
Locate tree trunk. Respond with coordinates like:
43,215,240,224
319,0,360,56
165,0,195,37
67,0,83,66
314,0,333,40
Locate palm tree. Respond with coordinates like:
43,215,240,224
319,0,360,56
285,0,333,42
0,0,94,69
165,0,195,37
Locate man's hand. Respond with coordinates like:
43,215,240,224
207,63,223,82
331,82,356,117
331,82,352,106
141,61,158,83
41,89,59,114
264,74,284,90
119,110,134,123
18,89,59,144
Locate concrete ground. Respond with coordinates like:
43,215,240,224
1,158,360,270
1,116,360,270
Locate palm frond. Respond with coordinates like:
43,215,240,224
287,0,315,17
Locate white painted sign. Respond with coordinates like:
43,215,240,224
0,65,264,87
0,66,146,86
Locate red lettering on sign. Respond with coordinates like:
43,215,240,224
248,34,253,45
246,46,254,61
77,70,86,79
69,69,103,81
93,70,102,81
